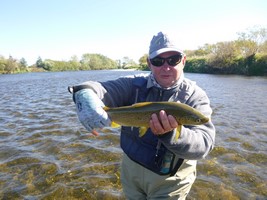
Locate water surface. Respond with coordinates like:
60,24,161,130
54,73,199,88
0,71,266,199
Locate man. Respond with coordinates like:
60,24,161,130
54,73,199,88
69,32,216,199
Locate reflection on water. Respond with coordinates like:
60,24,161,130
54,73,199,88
0,71,266,199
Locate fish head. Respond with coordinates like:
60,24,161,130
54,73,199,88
179,114,209,125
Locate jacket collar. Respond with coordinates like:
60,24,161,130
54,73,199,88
147,72,184,90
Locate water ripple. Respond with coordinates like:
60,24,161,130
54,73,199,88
0,71,266,199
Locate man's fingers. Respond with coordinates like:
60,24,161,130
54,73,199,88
159,110,172,130
91,130,99,136
167,115,178,128
150,111,178,135
150,113,164,133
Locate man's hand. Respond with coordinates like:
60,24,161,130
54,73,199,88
75,89,111,135
149,110,178,136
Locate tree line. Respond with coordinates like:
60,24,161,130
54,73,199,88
0,54,118,74
184,26,267,76
1,26,266,76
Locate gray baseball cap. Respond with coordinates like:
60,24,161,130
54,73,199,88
149,32,184,59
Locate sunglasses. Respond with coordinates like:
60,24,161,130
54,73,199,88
150,54,183,67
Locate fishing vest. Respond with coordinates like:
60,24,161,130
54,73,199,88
120,77,184,176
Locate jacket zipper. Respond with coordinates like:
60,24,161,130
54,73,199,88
154,89,163,163
159,89,163,101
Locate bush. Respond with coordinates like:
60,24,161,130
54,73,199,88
185,57,207,73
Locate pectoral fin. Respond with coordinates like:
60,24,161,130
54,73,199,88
139,127,148,137
110,121,120,128
175,125,182,141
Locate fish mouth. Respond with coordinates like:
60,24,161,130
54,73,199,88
202,117,210,123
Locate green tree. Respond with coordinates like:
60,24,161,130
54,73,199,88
81,53,117,70
139,54,148,70
116,59,122,69
259,40,267,54
80,54,91,70
0,55,7,73
5,56,18,73
43,60,53,71
236,39,258,57
185,57,207,73
69,55,81,70
237,26,267,56
36,56,45,68
207,41,238,69
121,56,137,69
19,58,28,72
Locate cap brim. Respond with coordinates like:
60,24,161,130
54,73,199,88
149,48,184,59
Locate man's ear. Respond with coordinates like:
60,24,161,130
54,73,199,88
147,57,151,70
182,55,186,65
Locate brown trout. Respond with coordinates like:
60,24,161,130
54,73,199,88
103,102,209,141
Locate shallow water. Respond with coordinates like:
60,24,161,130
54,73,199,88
0,71,266,199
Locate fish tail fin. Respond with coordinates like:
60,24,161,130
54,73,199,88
139,127,148,137
110,121,120,128
103,106,109,111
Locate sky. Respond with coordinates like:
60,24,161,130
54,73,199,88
1,0,267,65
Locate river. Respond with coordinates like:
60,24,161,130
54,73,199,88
0,70,266,200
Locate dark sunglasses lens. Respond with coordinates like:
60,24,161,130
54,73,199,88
150,57,164,67
168,55,182,66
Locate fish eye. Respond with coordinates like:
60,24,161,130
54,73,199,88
196,119,201,123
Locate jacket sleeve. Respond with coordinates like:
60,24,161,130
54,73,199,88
159,86,216,160
72,77,134,107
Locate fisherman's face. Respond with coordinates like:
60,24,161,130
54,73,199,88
148,51,186,88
